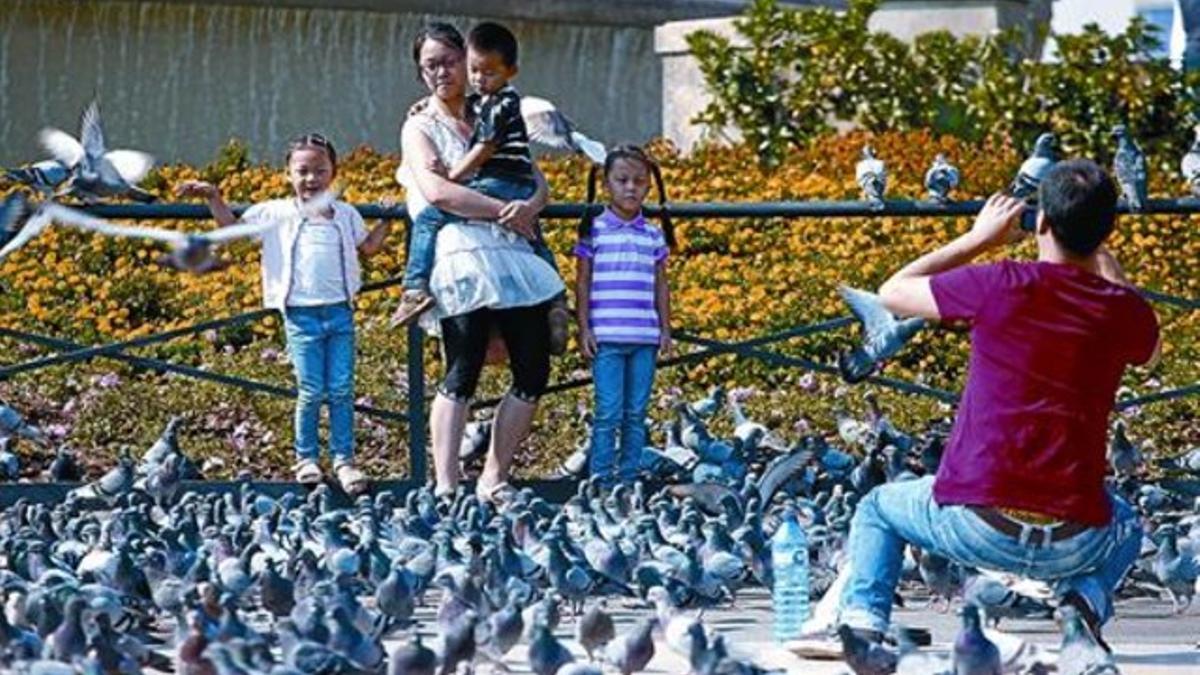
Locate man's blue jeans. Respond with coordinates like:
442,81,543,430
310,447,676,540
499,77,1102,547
590,343,657,486
403,175,559,290
283,302,356,463
839,476,1142,634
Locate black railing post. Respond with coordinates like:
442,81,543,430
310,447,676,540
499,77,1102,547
406,323,427,483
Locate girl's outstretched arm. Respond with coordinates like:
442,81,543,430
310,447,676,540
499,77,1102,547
176,181,237,227
655,261,673,355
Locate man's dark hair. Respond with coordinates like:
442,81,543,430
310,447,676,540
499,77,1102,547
1038,158,1118,257
468,22,519,67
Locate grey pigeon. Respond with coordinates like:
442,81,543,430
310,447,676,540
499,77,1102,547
0,192,32,253
1057,604,1120,675
838,286,927,383
925,153,960,204
1010,133,1057,200
576,602,616,661
39,99,157,203
1180,125,1200,197
837,625,898,675
856,145,887,209
47,445,83,482
0,402,48,446
604,617,657,675
72,452,135,503
389,633,437,675
4,159,70,196
0,438,18,480
528,622,575,675
1108,421,1142,479
521,96,607,164
1111,125,1147,212
1151,524,1198,613
952,605,1001,675
962,574,1053,628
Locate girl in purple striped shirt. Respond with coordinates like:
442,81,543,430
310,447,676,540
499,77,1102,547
574,145,675,487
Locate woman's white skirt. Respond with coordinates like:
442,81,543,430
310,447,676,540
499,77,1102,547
420,221,564,336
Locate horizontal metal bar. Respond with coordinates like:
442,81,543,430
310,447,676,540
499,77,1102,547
470,318,855,409
673,331,962,403
1115,382,1200,410
80,198,1200,221
1138,288,1200,311
0,477,581,509
0,327,411,424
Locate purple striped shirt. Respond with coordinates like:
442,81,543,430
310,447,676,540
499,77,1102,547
574,208,668,345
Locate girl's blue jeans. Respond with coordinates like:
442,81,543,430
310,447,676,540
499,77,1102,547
283,302,356,463
590,342,657,486
839,476,1142,634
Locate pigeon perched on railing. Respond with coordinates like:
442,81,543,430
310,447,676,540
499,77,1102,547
856,145,887,209
1112,125,1147,212
0,190,335,270
3,159,69,197
1010,132,1057,200
837,285,927,384
1180,126,1200,197
924,153,960,204
521,96,607,165
39,100,157,203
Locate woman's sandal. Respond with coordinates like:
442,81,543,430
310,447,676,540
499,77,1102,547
475,480,517,507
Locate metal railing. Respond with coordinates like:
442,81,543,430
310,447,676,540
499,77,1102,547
0,199,1196,497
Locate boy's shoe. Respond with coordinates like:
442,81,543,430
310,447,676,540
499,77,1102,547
548,304,571,356
389,290,436,328
334,460,368,495
294,459,322,484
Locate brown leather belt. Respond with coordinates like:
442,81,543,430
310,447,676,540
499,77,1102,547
969,506,1090,546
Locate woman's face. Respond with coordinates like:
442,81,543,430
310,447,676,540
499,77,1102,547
417,38,467,102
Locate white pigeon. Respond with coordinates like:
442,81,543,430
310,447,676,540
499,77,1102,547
39,100,157,203
1181,125,1200,197
0,191,336,271
855,145,887,208
520,95,607,164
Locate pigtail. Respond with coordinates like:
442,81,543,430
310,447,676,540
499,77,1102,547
577,163,600,243
647,159,675,250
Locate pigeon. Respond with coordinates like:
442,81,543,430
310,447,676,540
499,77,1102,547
71,452,135,503
528,622,575,675
1057,604,1120,675
0,402,48,446
1111,125,1147,212
952,605,1001,675
1151,524,1198,613
576,602,616,661
837,286,927,383
924,154,960,204
0,438,19,480
837,625,898,675
1180,125,1200,197
47,445,83,482
1108,421,1142,479
1009,132,1057,200
0,192,33,252
0,194,332,272
388,633,436,675
604,617,657,675
962,574,1053,628
39,100,157,203
856,145,887,209
520,96,607,164
3,159,70,196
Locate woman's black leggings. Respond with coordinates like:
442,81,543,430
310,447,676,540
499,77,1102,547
439,301,552,402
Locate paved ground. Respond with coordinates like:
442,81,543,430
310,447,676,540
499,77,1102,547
385,589,1200,674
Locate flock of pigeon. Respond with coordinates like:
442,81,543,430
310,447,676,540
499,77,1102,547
1,382,1199,674
857,125,1200,213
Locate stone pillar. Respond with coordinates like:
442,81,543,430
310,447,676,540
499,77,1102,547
655,0,1048,153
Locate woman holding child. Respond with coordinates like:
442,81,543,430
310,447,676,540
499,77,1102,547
397,22,563,503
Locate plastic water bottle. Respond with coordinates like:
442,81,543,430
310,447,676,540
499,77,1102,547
771,504,810,642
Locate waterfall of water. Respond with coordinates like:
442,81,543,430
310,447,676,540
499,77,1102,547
0,0,661,166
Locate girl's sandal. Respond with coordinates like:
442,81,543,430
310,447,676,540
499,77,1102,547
294,459,322,485
334,461,368,495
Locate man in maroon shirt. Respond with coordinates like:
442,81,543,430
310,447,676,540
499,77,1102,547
836,159,1159,649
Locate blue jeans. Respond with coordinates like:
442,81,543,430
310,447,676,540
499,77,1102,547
283,302,356,463
839,476,1142,633
590,343,657,486
403,175,558,290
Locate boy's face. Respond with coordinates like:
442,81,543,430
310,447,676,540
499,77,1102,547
468,49,516,95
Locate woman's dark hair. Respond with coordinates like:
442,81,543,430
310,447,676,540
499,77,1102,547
1038,158,1117,257
412,22,465,72
577,144,675,248
285,132,337,172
